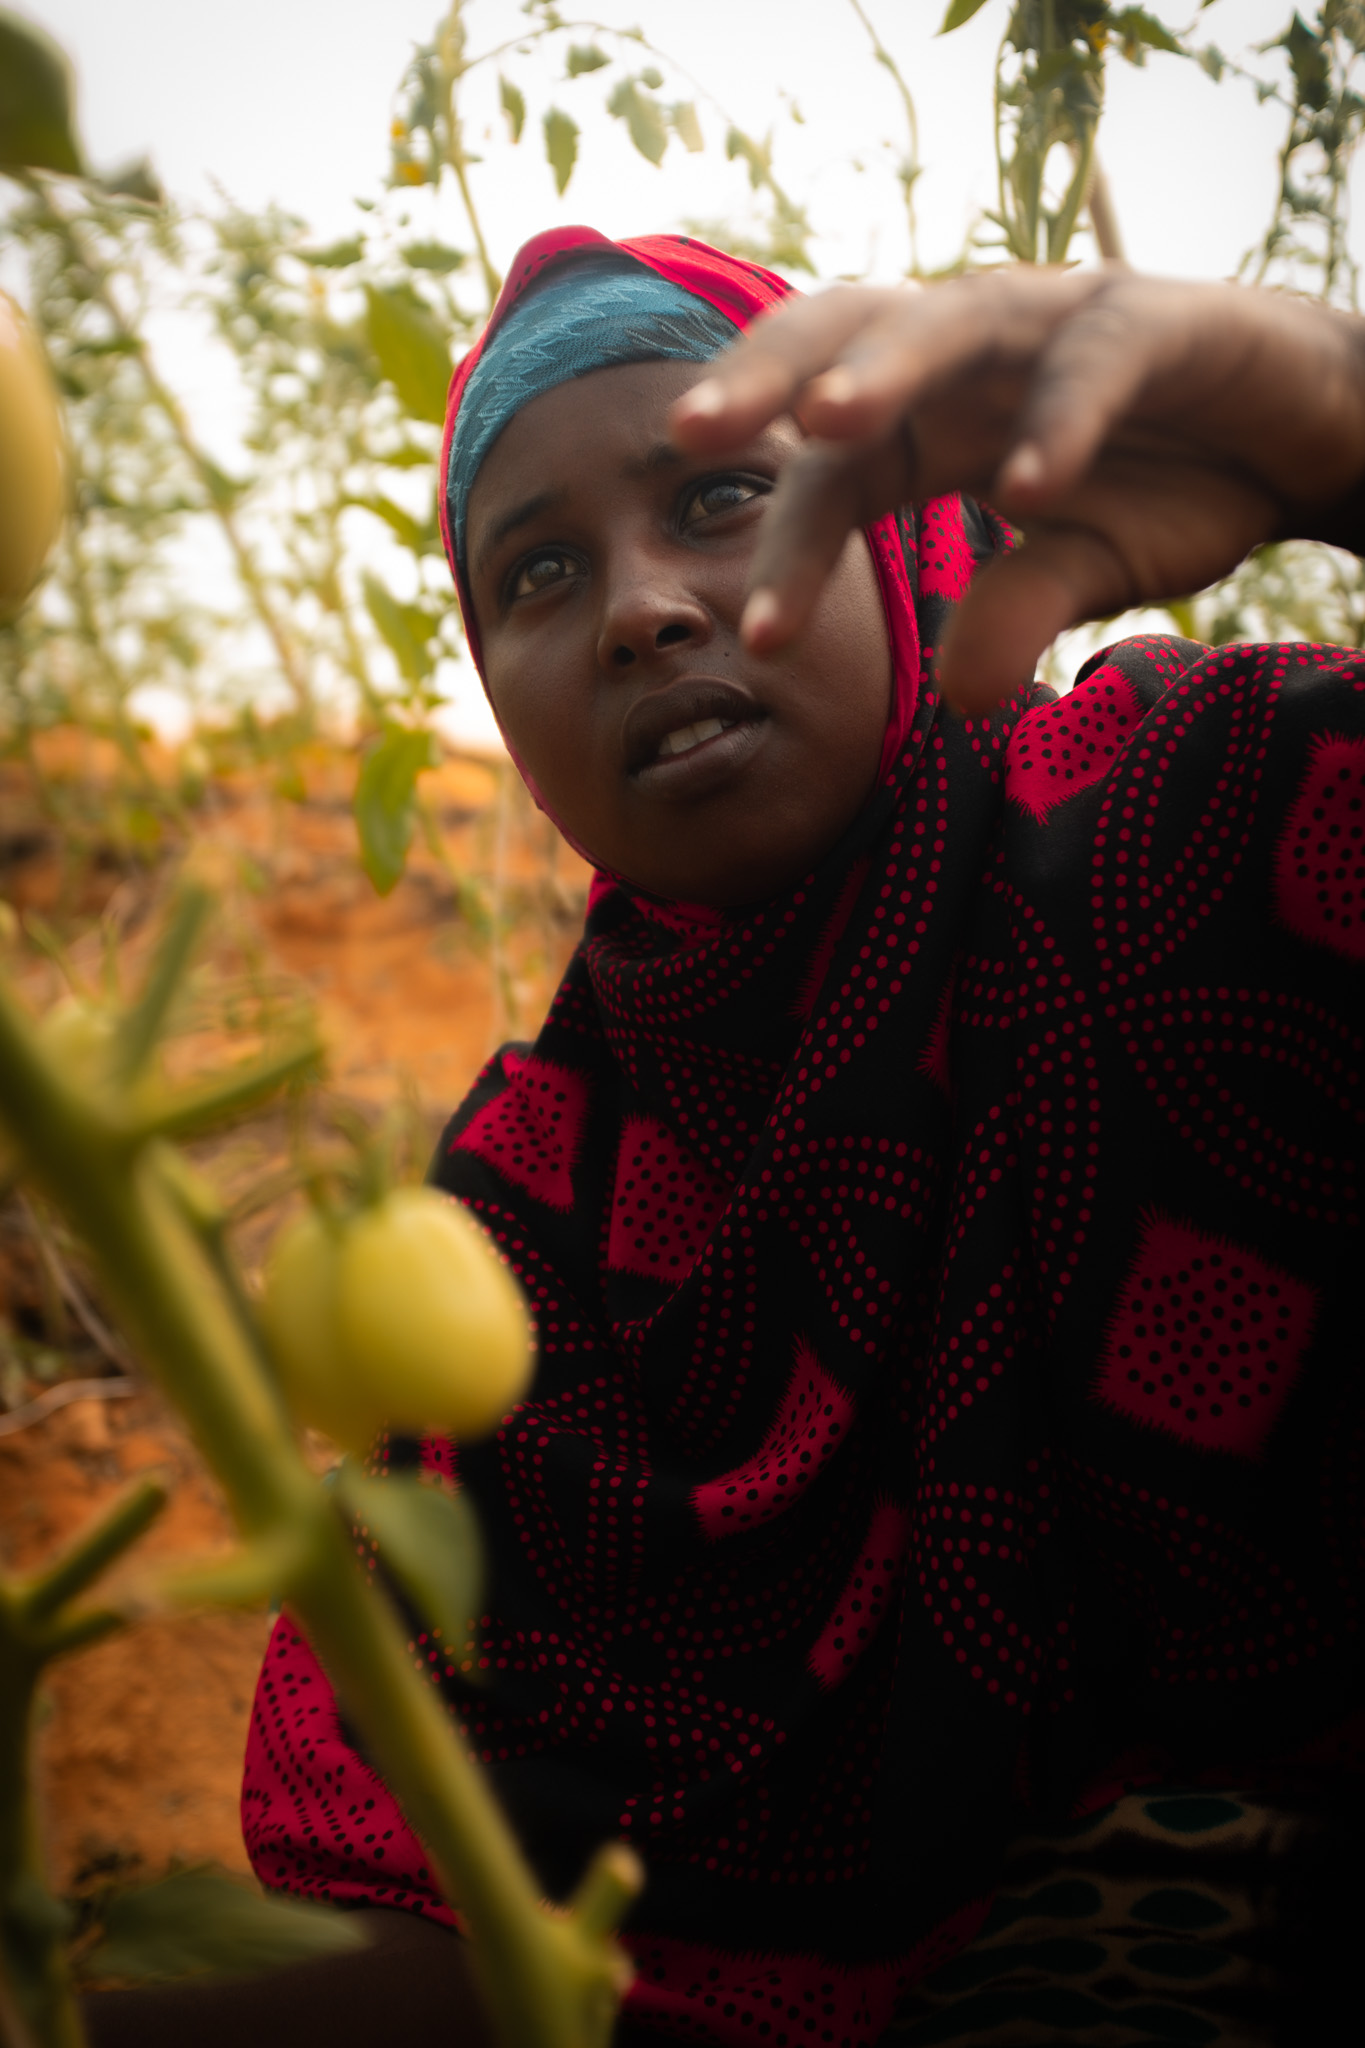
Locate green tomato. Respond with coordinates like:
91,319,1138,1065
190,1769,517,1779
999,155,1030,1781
38,995,118,1094
262,1189,532,1452
260,1206,372,1451
335,1189,532,1441
0,289,63,612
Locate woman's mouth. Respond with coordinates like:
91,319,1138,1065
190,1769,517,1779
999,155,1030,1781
656,715,732,759
623,681,768,799
623,680,766,791
631,714,766,797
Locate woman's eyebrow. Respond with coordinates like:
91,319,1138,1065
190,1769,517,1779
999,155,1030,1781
631,441,683,476
474,488,564,578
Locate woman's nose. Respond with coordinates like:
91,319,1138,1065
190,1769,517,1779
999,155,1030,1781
596,556,712,674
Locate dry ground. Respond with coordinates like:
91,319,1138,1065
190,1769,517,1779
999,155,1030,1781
0,724,588,1894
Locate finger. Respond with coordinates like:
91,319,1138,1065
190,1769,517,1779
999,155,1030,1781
739,435,909,653
937,528,1133,714
676,266,1104,465
993,279,1179,512
671,287,895,452
795,267,1101,449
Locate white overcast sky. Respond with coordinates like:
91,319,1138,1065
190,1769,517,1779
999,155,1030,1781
20,0,1323,284
11,1,1346,735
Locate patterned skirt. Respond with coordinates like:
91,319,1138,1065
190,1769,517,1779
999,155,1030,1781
886,1785,1349,2047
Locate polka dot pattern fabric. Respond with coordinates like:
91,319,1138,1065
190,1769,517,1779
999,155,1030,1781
809,1501,912,1689
1005,661,1145,821
1273,730,1365,959
1096,1213,1316,1457
608,1117,729,1281
243,236,1365,2048
693,1340,856,1539
245,617,1365,2045
459,1050,587,1212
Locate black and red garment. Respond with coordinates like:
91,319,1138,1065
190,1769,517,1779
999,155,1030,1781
242,231,1365,2046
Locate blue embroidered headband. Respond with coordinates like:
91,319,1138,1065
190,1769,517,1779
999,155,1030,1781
445,253,739,577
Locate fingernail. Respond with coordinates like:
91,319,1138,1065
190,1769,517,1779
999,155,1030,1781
742,588,781,648
680,378,724,419
1000,441,1045,497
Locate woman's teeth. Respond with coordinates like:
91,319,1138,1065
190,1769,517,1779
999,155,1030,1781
659,717,729,759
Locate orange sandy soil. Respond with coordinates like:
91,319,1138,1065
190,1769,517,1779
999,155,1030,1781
0,725,589,1895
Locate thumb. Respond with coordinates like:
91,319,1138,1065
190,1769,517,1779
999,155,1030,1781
938,528,1132,714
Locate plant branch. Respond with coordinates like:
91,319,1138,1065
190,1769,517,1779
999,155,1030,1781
0,1379,136,1444
1085,152,1125,262
847,0,921,274
0,941,640,2048
113,888,211,1085
133,1037,323,1144
436,4,502,312
23,178,313,715
20,1479,167,1626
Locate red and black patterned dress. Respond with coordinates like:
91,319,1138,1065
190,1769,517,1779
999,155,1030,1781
241,235,1365,2048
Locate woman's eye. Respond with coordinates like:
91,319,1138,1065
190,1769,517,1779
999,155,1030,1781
682,476,766,527
508,549,579,600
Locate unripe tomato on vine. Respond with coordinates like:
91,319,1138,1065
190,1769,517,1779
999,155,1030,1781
262,1187,532,1453
38,994,118,1095
0,289,64,613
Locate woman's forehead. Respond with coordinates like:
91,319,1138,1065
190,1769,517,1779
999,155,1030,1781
466,359,725,541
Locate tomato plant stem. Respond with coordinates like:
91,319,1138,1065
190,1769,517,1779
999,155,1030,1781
0,943,639,2048
0,1484,165,2048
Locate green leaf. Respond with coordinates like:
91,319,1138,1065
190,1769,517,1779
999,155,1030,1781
670,100,704,152
1279,10,1331,112
725,126,771,191
336,1463,483,1660
95,155,164,205
609,78,668,165
377,443,433,469
83,1869,364,1985
1112,7,1185,58
400,238,465,275
499,73,526,143
299,236,364,268
200,459,245,511
0,9,85,174
1162,597,1201,640
362,572,437,685
353,718,437,894
938,0,992,32
543,106,579,194
565,42,610,76
639,65,664,90
347,493,430,552
363,283,451,426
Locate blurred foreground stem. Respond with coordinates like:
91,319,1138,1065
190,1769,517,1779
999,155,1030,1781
1,1481,167,2048
0,893,638,2048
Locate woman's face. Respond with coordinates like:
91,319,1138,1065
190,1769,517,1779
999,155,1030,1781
465,356,892,905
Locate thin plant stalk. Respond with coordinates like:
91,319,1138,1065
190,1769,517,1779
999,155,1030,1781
23,180,313,717
0,904,639,2048
847,0,922,275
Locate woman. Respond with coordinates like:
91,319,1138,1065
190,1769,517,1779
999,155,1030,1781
87,237,1365,2048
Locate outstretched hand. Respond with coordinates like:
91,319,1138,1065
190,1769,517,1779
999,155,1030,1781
670,266,1365,711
